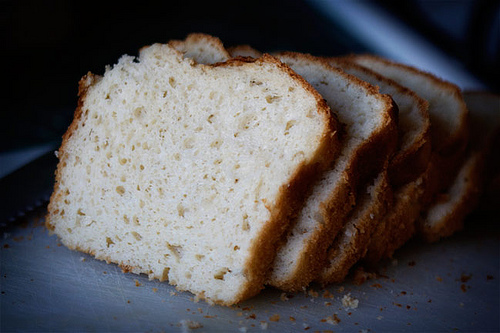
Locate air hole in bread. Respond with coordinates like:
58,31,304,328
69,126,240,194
106,237,115,247
213,267,231,280
116,186,125,195
131,231,142,241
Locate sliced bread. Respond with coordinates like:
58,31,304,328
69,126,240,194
45,42,341,305
267,52,398,291
317,58,431,281
169,33,231,64
419,91,500,242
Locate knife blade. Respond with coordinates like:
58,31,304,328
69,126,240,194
0,149,59,226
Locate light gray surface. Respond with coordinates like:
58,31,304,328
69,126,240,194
1,209,498,332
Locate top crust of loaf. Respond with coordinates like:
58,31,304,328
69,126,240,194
46,43,340,305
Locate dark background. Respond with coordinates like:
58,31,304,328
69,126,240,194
2,0,499,153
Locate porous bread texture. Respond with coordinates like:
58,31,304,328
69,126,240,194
169,33,231,64
267,52,398,291
419,92,500,242
329,58,431,187
317,169,392,284
45,43,340,306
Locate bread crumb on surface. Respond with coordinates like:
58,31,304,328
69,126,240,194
260,321,268,330
341,293,359,309
325,314,341,325
269,314,280,322
179,319,203,331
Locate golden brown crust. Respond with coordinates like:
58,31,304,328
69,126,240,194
45,73,100,232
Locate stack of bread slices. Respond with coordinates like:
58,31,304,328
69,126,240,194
46,33,499,306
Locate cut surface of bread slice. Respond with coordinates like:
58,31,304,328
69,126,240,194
267,52,398,291
419,91,500,242
45,43,341,305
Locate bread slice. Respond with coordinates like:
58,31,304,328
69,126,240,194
267,52,398,291
350,55,469,254
419,91,500,242
317,58,431,281
45,42,341,305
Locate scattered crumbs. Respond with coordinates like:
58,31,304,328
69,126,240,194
239,326,247,333
57,243,62,247
260,321,268,330
487,275,494,281
406,305,411,310
204,315,216,319
269,314,280,322
179,319,203,331
393,302,402,308
460,273,472,283
324,314,341,325
134,279,142,287
324,302,332,307
246,314,256,320
371,283,382,289
302,322,310,330
408,261,416,267
322,290,334,299
337,286,345,293
400,291,407,295
280,292,289,301
152,287,158,293
197,308,203,314
79,257,86,262
460,284,467,293
3,244,9,249
127,300,131,304
237,312,243,317
242,306,253,311
341,293,359,309
300,305,308,309
428,299,432,303
103,271,107,275
170,291,177,296
289,316,296,322
377,316,383,320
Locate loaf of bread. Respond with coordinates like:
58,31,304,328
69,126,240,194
46,33,493,306
45,42,341,305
